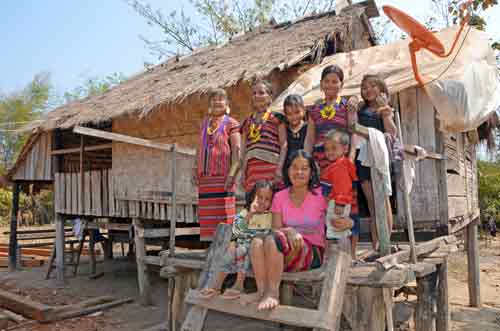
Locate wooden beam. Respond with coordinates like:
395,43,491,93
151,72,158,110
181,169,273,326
51,143,112,155
73,126,195,156
351,123,446,160
435,117,449,236
8,182,20,271
371,167,391,256
138,227,200,239
0,288,55,321
170,146,177,255
466,219,481,307
375,235,456,271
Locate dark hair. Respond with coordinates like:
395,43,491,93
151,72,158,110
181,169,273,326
208,88,228,102
360,74,389,102
245,180,274,210
252,79,274,97
283,150,320,192
321,65,344,83
283,94,304,112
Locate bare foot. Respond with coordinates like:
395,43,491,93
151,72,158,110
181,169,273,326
239,291,263,306
257,291,280,310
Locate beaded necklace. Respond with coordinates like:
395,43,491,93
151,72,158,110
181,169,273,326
320,96,342,120
248,109,271,143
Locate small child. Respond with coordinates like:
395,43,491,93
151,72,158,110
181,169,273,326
322,129,358,253
199,180,274,300
280,94,309,162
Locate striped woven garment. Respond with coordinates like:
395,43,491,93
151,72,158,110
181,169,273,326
197,115,239,241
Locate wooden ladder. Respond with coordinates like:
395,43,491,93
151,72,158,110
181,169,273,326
180,224,352,331
45,221,97,279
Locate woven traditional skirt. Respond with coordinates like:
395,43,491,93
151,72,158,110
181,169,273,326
244,158,281,192
198,175,236,241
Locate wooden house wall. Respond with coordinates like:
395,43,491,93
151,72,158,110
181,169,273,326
395,87,440,228
54,169,197,222
12,132,52,181
395,87,479,232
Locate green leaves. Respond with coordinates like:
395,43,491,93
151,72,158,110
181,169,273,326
62,72,125,103
478,160,500,219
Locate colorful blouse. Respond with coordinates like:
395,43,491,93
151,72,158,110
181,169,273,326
241,111,281,165
307,97,350,147
197,115,240,177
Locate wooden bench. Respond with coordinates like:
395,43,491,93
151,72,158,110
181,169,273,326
159,225,457,331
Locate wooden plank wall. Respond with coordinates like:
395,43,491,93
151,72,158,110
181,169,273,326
12,132,52,181
397,87,440,225
53,169,197,222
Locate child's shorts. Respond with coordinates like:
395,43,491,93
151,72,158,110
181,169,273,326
350,214,361,236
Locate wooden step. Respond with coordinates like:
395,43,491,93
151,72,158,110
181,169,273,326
184,289,334,330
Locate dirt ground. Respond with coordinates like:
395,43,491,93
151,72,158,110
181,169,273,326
1,229,500,331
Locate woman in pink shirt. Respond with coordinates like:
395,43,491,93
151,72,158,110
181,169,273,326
240,150,327,310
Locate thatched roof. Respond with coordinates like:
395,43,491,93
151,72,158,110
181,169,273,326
32,9,365,132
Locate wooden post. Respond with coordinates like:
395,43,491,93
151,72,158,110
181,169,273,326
80,135,85,215
170,145,177,255
415,272,438,331
395,111,417,263
349,286,386,331
133,218,152,305
89,228,97,275
435,118,449,236
466,219,481,307
313,237,352,331
436,261,450,331
8,182,20,271
55,213,66,285
371,168,391,256
383,288,394,331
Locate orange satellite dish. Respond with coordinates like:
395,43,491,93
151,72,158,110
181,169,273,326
382,3,470,86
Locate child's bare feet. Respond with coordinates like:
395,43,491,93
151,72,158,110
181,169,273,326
239,291,263,306
257,290,280,310
199,288,221,299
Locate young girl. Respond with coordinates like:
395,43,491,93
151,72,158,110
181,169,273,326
194,88,240,241
199,180,274,300
280,94,309,164
356,74,397,250
305,65,358,172
240,80,286,192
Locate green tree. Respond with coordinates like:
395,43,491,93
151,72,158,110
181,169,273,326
0,72,52,174
126,0,337,60
62,72,126,103
478,160,500,220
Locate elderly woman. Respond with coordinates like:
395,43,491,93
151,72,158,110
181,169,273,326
193,88,241,241
240,150,327,310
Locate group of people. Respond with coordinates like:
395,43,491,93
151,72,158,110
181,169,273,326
192,64,397,310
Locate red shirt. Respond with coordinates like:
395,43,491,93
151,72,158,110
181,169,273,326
321,157,358,206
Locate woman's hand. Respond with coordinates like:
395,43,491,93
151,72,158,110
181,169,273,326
285,228,304,251
224,175,235,191
347,96,359,113
375,93,389,109
191,167,198,186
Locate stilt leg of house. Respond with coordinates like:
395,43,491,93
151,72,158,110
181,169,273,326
8,182,20,271
436,260,450,331
348,286,386,331
466,219,481,307
415,271,438,331
55,213,66,285
133,218,152,305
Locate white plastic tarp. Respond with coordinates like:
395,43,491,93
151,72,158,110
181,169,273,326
269,26,499,132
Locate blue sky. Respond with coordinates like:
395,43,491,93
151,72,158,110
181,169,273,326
1,0,499,98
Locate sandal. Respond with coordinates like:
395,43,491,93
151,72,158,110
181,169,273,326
199,288,221,299
221,288,242,300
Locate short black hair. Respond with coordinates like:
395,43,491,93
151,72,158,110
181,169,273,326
282,149,320,193
321,65,344,83
245,180,274,210
283,94,304,111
